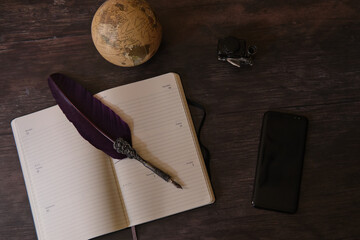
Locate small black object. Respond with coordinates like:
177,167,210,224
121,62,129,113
217,36,257,67
252,111,308,213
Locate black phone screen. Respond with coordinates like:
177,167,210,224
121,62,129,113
252,111,308,213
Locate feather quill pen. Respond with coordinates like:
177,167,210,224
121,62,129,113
48,73,131,159
48,73,182,189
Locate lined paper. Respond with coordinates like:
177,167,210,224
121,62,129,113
12,106,128,240
97,73,214,226
11,73,214,239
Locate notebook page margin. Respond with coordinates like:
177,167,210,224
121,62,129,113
173,74,215,203
11,118,45,240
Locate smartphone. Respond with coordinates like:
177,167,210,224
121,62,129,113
252,111,308,213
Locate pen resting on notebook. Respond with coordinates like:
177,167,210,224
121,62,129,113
113,138,182,189
48,73,182,189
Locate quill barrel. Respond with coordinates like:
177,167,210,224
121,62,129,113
114,138,182,189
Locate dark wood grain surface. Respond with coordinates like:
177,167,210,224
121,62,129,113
1,0,360,239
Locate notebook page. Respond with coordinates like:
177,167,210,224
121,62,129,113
96,73,214,226
11,106,128,240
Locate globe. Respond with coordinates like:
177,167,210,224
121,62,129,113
91,0,162,67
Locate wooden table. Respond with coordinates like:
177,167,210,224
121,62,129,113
1,0,359,239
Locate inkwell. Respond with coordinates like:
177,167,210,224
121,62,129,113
217,36,257,67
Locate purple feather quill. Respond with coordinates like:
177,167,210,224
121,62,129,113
48,73,182,189
48,73,131,159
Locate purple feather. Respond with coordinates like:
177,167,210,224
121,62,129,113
48,73,131,159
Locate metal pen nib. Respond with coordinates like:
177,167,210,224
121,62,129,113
114,137,183,189
170,179,183,189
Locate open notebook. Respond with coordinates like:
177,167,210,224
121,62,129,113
11,73,214,240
